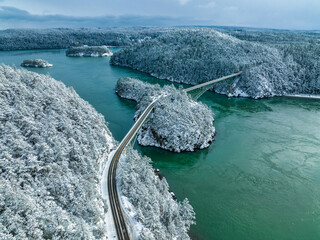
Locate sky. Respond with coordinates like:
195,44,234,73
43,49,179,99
0,0,319,30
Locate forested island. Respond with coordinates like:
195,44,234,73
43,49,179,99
116,77,215,152
21,59,53,68
66,46,113,57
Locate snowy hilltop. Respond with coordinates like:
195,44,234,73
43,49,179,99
0,65,195,239
111,29,320,99
66,46,113,57
116,77,215,152
21,59,53,68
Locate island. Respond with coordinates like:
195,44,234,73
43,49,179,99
66,45,113,57
116,77,215,152
111,29,320,99
20,59,53,68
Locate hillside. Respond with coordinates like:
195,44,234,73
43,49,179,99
110,29,320,98
116,77,215,152
0,65,113,239
0,27,168,51
0,65,195,239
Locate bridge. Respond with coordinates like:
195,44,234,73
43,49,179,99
107,72,241,240
185,71,242,100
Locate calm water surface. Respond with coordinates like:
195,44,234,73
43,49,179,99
1,49,320,240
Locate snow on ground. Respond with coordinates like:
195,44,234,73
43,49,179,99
110,28,320,98
120,194,144,239
285,94,320,99
101,149,118,240
116,77,215,152
117,147,195,240
0,65,113,239
21,59,53,68
0,64,196,240
66,46,113,57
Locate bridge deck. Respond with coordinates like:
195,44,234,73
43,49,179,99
185,72,242,92
108,99,158,240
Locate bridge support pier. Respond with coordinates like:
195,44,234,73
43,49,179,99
190,85,214,100
185,72,242,100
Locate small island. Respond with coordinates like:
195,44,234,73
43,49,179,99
66,45,113,57
20,59,53,68
116,77,215,152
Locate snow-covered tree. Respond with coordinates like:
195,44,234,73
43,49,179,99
0,65,196,239
66,46,113,57
110,28,320,98
0,65,115,239
21,59,53,68
116,77,215,152
0,28,168,51
118,147,195,240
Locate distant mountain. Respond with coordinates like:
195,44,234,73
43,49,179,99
0,27,168,51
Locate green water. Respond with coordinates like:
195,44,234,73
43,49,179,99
1,49,320,240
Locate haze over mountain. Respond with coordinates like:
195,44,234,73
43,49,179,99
1,0,320,30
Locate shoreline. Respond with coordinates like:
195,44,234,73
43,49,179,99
285,94,320,100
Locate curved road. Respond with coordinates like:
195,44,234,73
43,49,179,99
107,72,241,240
107,99,158,240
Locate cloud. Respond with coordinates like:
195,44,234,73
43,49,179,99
224,6,237,11
198,1,216,8
177,0,191,6
0,6,203,29
0,3,319,30
0,6,29,18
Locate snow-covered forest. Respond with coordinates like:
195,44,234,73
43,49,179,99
0,27,168,51
0,65,196,239
118,148,195,239
110,28,320,98
0,65,114,239
66,46,113,57
218,27,320,45
116,77,215,152
21,59,53,68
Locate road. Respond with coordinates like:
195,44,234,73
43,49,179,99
107,98,158,240
185,72,242,92
107,72,242,239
